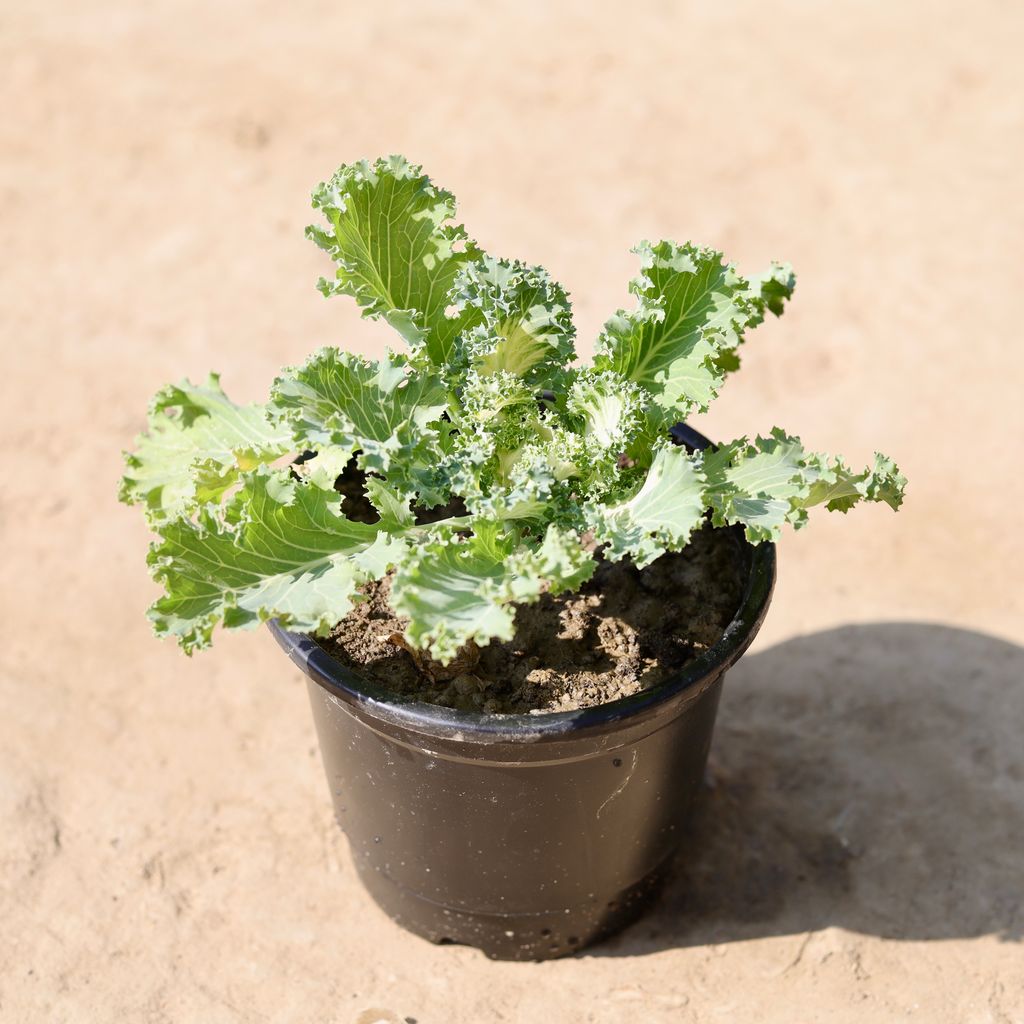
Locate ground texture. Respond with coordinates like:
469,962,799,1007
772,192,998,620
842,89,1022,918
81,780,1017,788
2,2,1023,1021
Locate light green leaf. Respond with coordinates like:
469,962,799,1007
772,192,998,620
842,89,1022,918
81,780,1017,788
702,430,907,541
445,369,558,517
307,156,480,364
462,451,557,524
450,256,576,386
801,450,907,514
390,528,521,662
270,347,447,479
566,368,650,450
594,241,756,414
147,469,403,653
590,442,707,567
458,366,539,429
505,525,596,600
365,477,415,530
861,453,907,510
390,523,594,663
293,446,353,491
746,262,796,321
711,261,797,375
119,374,291,524
706,429,807,500
594,241,795,414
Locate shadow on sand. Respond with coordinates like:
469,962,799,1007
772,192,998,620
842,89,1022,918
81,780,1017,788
594,622,1024,955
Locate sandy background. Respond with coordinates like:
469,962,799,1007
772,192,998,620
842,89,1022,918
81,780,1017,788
3,1,1023,1020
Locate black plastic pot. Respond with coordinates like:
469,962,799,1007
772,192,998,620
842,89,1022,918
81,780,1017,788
269,425,776,960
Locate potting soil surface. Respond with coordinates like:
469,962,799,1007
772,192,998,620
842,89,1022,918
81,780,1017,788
320,525,745,713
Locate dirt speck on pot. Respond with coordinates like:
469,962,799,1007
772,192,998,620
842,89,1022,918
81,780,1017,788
317,524,745,713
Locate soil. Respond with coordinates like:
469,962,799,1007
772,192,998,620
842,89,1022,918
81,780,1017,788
317,525,745,713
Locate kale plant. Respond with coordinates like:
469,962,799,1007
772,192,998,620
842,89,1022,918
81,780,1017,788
120,156,905,662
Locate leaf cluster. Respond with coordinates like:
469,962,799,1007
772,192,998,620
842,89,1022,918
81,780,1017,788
121,156,905,660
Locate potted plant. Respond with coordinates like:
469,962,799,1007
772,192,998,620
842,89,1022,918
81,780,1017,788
120,155,905,960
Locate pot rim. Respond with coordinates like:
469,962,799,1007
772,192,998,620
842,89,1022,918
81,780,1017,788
268,423,776,743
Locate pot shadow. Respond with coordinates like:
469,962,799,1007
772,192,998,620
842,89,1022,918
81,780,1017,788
593,622,1024,955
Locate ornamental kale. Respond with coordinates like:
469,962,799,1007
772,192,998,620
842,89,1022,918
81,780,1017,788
120,156,905,662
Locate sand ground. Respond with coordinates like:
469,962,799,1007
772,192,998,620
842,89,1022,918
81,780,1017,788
2,1,1023,1020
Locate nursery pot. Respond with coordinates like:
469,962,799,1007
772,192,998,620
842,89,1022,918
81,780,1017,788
269,424,776,960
